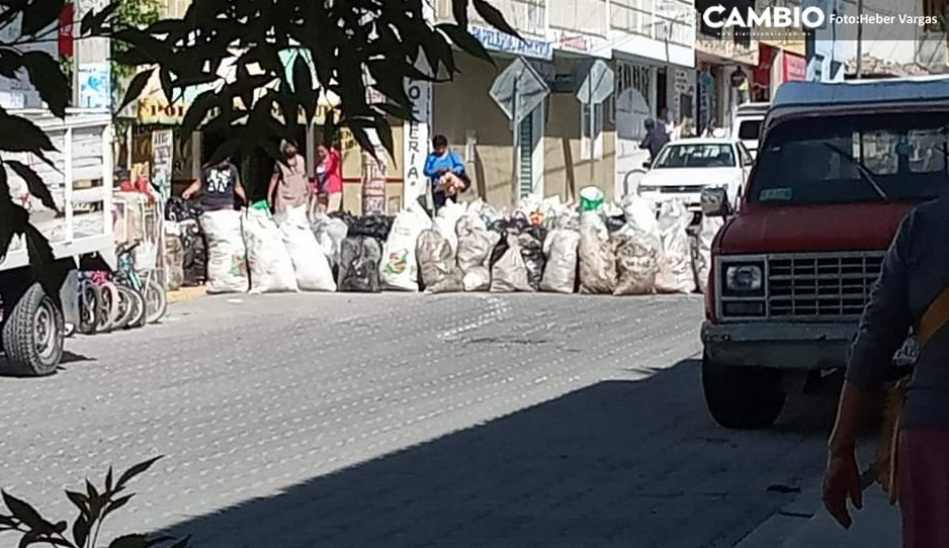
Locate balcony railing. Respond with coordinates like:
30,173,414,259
610,0,695,47
549,0,609,38
435,0,546,36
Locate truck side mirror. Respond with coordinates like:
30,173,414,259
642,161,652,169
701,187,731,217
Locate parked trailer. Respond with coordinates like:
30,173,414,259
0,109,115,376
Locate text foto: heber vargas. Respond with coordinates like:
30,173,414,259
830,13,939,26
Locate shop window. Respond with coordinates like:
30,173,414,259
581,103,604,160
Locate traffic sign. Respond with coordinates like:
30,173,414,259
577,59,614,105
489,57,550,124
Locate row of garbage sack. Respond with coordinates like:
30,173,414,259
296,195,723,296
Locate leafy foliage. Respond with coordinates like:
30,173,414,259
0,456,190,548
0,0,514,291
109,0,161,103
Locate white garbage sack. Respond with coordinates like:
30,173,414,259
244,207,299,294
490,232,534,293
380,202,433,291
578,212,617,294
613,235,660,296
621,195,662,251
416,229,464,293
540,228,580,294
279,208,336,292
695,214,724,293
455,214,500,292
199,209,249,294
655,200,696,294
434,201,466,255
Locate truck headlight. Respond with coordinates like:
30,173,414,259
724,264,763,293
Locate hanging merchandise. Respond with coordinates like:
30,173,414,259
200,209,249,293
434,201,466,254
416,229,464,293
338,236,383,293
455,213,500,292
540,227,581,294
613,235,660,295
380,202,433,291
694,214,724,293
278,206,336,292
244,203,299,294
489,225,533,293
655,200,696,294
164,222,184,291
578,212,617,294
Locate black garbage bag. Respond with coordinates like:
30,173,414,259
338,235,382,293
180,219,207,287
605,213,627,234
166,197,203,223
517,225,547,290
348,215,395,241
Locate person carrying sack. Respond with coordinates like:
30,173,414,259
823,197,949,547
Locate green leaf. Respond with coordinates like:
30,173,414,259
0,201,29,265
451,0,469,28
0,49,23,79
21,51,68,117
80,2,119,35
21,0,64,37
0,515,16,527
65,491,88,518
108,534,148,548
118,69,153,114
116,456,163,490
106,466,114,493
0,113,55,153
2,490,52,533
53,520,67,534
6,161,58,213
375,116,395,159
472,0,520,38
436,24,494,65
72,515,89,547
292,53,316,123
24,224,60,305
102,494,133,519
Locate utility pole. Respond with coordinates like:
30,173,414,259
856,0,863,78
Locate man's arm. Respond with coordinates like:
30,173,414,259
233,171,247,205
423,154,439,179
181,177,202,200
267,169,279,206
449,150,465,174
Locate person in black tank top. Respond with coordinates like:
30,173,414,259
182,157,246,210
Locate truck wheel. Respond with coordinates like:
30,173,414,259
702,355,786,429
0,283,64,376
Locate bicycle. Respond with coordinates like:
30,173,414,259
78,270,121,334
115,243,167,326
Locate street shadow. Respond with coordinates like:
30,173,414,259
158,359,837,548
0,351,93,377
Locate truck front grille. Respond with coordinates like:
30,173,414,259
767,253,884,318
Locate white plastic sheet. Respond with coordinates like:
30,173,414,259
416,229,464,293
279,206,336,292
455,214,499,292
695,214,724,293
655,200,696,294
578,212,617,294
540,228,580,294
199,209,249,294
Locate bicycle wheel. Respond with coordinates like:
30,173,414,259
114,285,136,330
77,281,101,335
127,287,147,329
95,282,120,334
144,279,167,324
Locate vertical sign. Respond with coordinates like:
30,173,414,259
402,79,431,209
151,129,174,200
58,3,74,57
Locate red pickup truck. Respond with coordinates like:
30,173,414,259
700,77,948,429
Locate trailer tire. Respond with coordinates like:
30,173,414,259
0,283,64,377
702,354,785,429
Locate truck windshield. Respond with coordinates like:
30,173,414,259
749,112,949,204
654,143,736,168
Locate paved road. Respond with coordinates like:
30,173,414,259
0,293,837,548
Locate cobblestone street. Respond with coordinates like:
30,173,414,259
0,293,838,547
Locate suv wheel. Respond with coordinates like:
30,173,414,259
702,354,786,429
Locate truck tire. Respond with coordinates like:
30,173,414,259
702,355,786,429
0,283,64,376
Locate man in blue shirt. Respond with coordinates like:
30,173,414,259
423,135,468,212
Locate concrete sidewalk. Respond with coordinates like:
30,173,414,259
778,484,901,547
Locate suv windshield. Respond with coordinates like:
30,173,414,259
749,112,949,204
654,143,736,168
